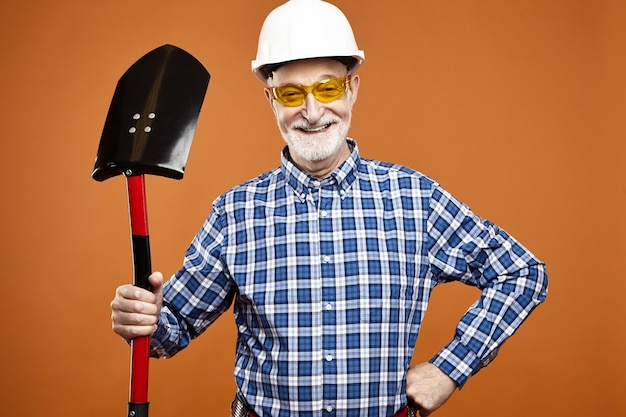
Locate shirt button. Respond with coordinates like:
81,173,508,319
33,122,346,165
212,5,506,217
326,405,334,412
320,210,328,217
313,180,321,187
323,255,331,263
325,303,333,310
325,354,334,362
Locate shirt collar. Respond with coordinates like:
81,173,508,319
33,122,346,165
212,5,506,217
281,138,360,202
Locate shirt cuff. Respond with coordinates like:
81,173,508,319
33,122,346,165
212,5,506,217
429,339,484,388
149,316,172,358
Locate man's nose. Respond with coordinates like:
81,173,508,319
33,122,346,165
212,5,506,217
301,93,324,123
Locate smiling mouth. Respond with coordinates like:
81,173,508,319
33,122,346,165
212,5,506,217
296,123,332,133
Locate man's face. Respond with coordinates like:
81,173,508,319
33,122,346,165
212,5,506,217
265,58,360,169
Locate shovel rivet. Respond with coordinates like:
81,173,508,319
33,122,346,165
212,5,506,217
144,126,152,133
125,169,133,176
133,113,141,120
129,411,136,417
148,112,156,119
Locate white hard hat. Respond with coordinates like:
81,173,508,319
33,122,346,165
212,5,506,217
251,0,365,82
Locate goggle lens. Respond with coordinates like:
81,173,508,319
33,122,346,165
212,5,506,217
271,77,350,107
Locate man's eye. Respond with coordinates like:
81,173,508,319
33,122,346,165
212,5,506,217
278,87,303,99
318,84,341,96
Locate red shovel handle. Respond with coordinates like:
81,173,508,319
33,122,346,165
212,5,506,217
126,174,151,417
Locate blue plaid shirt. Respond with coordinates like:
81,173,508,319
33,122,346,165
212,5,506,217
151,139,548,417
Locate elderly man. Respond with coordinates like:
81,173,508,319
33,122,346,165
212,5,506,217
110,1,548,416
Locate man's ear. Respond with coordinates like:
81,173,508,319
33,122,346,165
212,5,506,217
264,88,279,116
348,74,360,107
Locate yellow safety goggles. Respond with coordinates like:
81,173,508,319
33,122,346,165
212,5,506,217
269,76,351,107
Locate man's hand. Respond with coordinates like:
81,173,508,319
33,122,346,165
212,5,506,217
406,362,458,416
110,272,164,340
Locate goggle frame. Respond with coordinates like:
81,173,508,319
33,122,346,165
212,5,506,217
270,76,351,107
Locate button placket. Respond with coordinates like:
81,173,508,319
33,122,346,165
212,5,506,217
318,185,339,415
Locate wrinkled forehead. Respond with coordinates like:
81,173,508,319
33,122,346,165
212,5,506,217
268,58,349,86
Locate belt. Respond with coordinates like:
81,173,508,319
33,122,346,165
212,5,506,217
231,393,416,417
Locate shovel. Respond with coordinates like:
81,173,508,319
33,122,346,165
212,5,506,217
92,44,210,417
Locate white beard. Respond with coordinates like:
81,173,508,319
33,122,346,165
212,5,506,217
281,115,351,162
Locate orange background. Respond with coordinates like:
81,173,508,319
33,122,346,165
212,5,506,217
1,1,624,416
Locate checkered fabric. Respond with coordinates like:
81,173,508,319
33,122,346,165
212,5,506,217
151,139,547,417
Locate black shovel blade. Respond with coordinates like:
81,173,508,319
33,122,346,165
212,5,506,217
92,44,210,182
